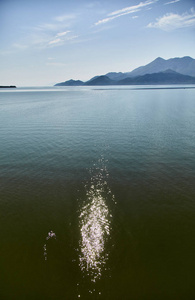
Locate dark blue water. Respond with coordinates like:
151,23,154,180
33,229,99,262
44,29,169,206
0,86,195,299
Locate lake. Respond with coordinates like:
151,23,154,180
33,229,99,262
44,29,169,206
0,86,195,299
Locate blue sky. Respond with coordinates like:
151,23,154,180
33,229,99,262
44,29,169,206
0,0,195,86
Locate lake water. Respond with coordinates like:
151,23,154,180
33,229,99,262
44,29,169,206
0,86,195,299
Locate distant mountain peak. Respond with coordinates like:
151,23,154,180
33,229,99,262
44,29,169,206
84,75,114,86
126,56,195,78
55,79,84,86
154,57,165,61
181,56,193,61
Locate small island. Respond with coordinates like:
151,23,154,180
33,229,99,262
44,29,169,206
0,85,16,88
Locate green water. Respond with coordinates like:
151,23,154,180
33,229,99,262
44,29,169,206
0,86,195,299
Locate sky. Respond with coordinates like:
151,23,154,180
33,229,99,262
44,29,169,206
0,0,195,86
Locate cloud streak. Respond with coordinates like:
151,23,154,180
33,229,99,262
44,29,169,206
47,31,71,46
48,38,61,45
164,0,180,5
108,0,157,16
95,0,158,26
46,62,67,67
54,14,76,22
12,12,78,50
12,15,78,51
147,9,195,31
56,31,70,37
45,32,78,47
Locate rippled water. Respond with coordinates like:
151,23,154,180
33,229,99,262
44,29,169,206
0,86,195,299
78,157,115,285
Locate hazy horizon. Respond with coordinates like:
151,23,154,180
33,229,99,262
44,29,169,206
0,0,195,86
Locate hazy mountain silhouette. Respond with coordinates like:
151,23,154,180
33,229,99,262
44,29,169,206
124,56,195,78
54,56,195,86
55,79,84,86
117,70,195,85
84,75,114,85
105,72,128,81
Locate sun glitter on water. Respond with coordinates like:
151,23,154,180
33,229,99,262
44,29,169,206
78,158,115,283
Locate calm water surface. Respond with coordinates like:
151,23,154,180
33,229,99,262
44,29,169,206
0,86,195,299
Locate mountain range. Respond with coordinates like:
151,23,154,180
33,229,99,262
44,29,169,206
55,56,195,86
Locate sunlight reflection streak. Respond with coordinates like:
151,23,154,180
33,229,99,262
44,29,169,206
78,160,115,282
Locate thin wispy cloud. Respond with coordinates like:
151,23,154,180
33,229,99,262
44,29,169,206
12,14,78,51
95,9,140,25
147,8,195,31
35,23,58,31
108,0,157,16
54,14,76,22
12,43,28,50
95,0,158,26
44,32,78,47
46,62,67,67
34,21,71,33
48,38,61,45
164,0,180,5
11,30,78,50
56,31,70,37
26,13,77,49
